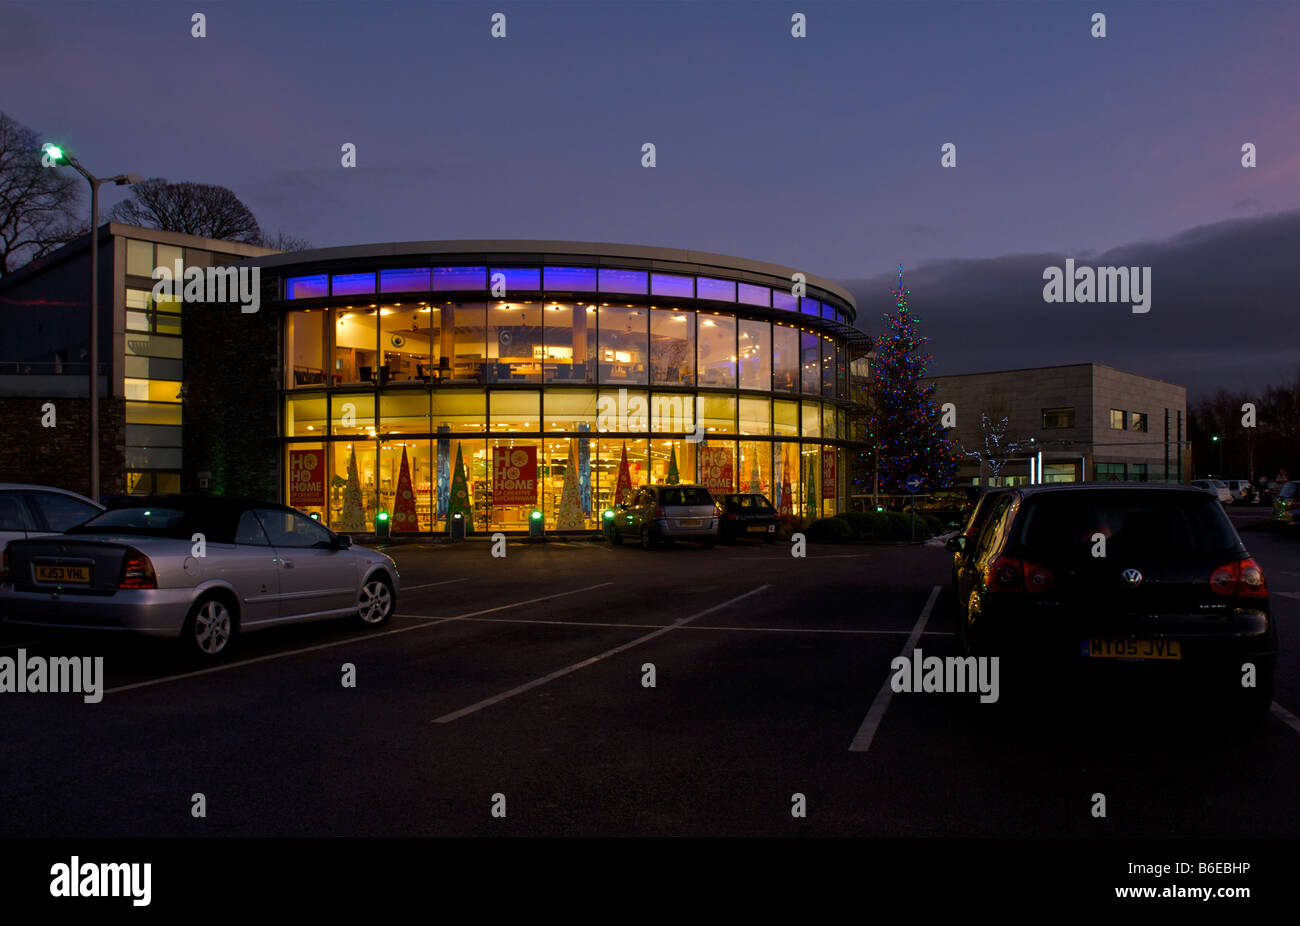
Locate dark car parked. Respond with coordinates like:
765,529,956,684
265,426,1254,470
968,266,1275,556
718,493,778,542
609,484,719,549
947,483,1276,720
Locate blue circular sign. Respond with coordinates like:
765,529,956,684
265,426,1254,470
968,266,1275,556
905,474,923,493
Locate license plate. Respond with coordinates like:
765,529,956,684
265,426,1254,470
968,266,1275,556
1083,638,1181,660
747,525,767,533
35,564,91,584
679,519,702,527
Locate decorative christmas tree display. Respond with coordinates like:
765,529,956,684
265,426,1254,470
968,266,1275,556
577,424,592,516
778,445,794,516
435,426,451,519
666,445,680,484
391,446,419,532
447,443,473,530
748,460,761,494
863,266,959,494
556,443,585,530
614,443,633,505
340,446,365,531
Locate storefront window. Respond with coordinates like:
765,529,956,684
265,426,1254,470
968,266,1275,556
332,441,378,531
651,392,694,434
377,439,433,531
821,334,835,396
332,393,376,437
543,303,594,383
650,308,693,385
598,438,648,511
738,319,771,391
772,442,801,515
379,391,431,434
431,391,486,433
490,439,540,530
773,324,798,393
647,439,695,486
333,307,378,384
545,390,597,432
738,397,771,435
490,391,540,433
379,305,433,383
452,303,487,382
698,394,736,435
800,331,820,394
774,400,799,437
539,436,595,530
597,305,648,385
696,440,736,496
697,313,736,387
487,301,542,383
286,393,327,436
801,400,821,438
822,404,835,439
287,310,327,387
738,441,772,498
284,443,327,521
800,445,822,518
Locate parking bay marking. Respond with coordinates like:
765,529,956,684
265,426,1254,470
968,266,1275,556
433,584,771,724
414,613,949,637
848,585,943,754
104,582,614,696
1270,702,1300,736
401,578,470,591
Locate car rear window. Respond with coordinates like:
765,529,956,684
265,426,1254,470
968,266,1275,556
661,487,713,506
76,507,187,531
1012,491,1241,560
727,495,773,510
1281,483,1300,500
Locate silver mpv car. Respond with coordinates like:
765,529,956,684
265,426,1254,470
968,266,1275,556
610,484,719,549
1,496,399,658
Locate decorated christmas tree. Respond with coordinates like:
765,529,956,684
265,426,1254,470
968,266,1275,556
778,445,793,516
340,446,365,531
391,446,419,532
666,445,680,484
863,266,958,494
447,443,473,531
614,443,633,505
556,443,585,530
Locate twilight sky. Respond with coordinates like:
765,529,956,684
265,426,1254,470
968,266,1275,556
3,1,1297,395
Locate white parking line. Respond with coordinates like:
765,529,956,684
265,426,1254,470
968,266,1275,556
401,578,469,591
105,582,615,696
433,584,771,724
416,613,946,637
0,640,39,652
848,585,942,754
1270,702,1300,736
1274,591,1300,601
104,617,454,696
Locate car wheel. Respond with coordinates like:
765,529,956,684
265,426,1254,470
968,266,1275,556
610,527,623,545
357,574,396,626
763,534,775,544
640,526,656,550
183,594,235,658
700,538,714,550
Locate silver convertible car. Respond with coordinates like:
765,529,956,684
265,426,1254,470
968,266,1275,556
0,496,399,658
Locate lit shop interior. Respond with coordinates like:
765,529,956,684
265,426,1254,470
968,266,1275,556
277,262,862,533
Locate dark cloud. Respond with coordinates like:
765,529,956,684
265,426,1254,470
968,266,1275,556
844,210,1300,398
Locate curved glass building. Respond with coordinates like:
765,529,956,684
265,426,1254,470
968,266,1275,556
262,241,869,533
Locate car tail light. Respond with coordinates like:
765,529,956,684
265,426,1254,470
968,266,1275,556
985,556,1053,595
1,549,10,583
119,549,157,589
1209,559,1267,598
726,512,739,520
653,506,666,519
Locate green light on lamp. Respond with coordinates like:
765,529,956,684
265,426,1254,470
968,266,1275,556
377,512,389,521
530,510,542,521
603,509,614,520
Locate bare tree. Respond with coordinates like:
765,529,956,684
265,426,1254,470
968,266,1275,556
110,178,262,243
0,112,87,277
960,411,1035,485
258,229,312,252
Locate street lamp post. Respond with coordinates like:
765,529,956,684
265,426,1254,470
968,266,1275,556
43,145,140,501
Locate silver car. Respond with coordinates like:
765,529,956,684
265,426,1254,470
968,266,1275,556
0,496,399,657
0,483,104,558
610,484,720,549
1189,479,1233,505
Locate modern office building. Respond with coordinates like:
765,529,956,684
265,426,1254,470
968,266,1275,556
926,362,1189,485
2,234,872,533
0,223,277,495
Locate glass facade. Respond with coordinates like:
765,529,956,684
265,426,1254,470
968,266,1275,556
280,259,858,531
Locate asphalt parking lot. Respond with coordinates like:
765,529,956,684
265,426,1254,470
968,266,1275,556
2,508,1298,837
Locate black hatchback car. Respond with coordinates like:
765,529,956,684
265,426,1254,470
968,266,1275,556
718,494,778,542
948,483,1276,720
